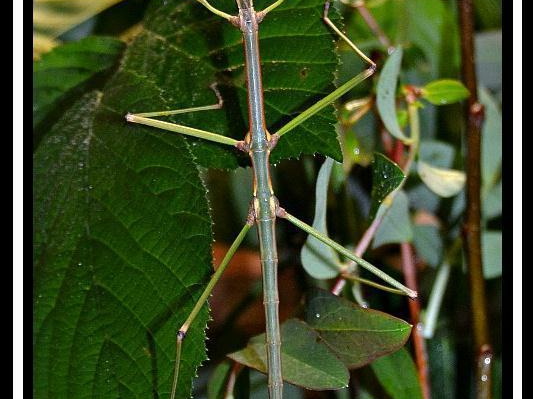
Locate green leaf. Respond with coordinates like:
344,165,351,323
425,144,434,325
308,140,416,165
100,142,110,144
33,0,127,58
33,36,125,130
482,231,502,279
373,190,413,248
305,289,412,368
417,161,466,198
229,319,349,390
34,0,126,39
371,348,423,399
406,0,460,79
34,89,213,398
377,47,411,143
474,0,502,30
413,224,443,268
369,153,405,220
301,158,341,279
421,79,469,105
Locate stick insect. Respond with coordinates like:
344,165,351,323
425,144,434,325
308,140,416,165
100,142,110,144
126,1,417,397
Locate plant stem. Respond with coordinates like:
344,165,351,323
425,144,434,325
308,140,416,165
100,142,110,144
331,215,384,295
225,361,243,399
422,262,451,339
423,237,463,338
352,0,394,52
457,0,492,397
401,243,431,399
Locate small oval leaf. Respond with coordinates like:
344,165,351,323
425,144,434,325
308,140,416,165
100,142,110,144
418,161,466,198
228,319,349,390
377,46,412,143
369,153,405,220
305,289,412,368
421,79,470,105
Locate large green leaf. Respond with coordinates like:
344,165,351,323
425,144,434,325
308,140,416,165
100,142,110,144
304,289,412,368
33,36,125,130
34,88,213,398
34,83,216,397
228,319,350,390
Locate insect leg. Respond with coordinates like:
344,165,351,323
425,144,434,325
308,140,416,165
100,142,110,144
170,219,253,399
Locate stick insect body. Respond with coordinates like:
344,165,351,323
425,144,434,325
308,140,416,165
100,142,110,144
126,1,416,398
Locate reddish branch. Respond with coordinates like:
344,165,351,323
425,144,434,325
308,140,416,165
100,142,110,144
401,243,431,399
353,0,393,52
225,361,243,397
457,0,493,398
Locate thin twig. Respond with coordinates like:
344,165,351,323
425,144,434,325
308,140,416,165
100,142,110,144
401,243,431,399
353,0,394,52
224,361,243,398
457,0,493,397
340,0,394,52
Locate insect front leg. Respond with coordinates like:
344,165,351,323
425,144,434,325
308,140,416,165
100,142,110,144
126,84,243,148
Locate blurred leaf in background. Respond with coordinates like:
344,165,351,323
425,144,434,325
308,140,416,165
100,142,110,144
33,0,126,59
